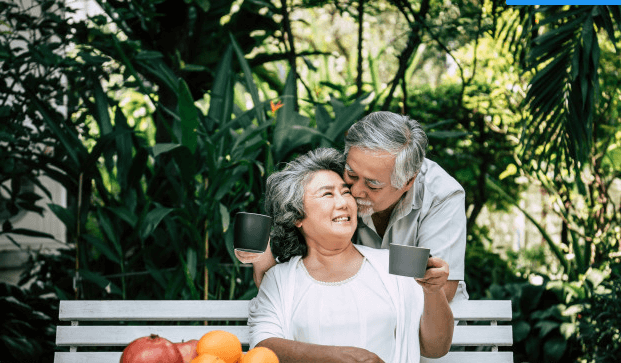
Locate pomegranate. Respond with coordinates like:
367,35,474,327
120,334,183,363
175,339,198,363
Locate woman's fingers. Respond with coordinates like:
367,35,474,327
234,250,264,264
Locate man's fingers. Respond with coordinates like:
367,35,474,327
427,256,448,268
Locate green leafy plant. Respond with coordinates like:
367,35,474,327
0,281,58,363
577,262,621,362
489,279,586,363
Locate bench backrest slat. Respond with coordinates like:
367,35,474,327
59,300,249,321
448,300,512,321
56,325,512,347
58,299,512,321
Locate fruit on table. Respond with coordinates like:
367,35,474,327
175,339,199,363
120,334,183,363
190,354,225,363
196,330,242,363
241,347,279,363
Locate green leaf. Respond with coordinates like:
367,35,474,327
96,208,119,249
543,335,567,362
324,92,373,143
219,203,230,233
223,227,236,267
140,205,175,240
48,204,76,234
315,104,332,133
513,320,531,342
151,143,183,157
535,320,560,338
178,78,199,153
106,206,137,227
135,50,164,60
79,269,121,295
83,234,121,264
186,248,198,281
194,0,210,12
230,33,265,125
29,96,82,166
207,46,234,131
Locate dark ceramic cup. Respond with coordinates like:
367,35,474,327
233,212,272,253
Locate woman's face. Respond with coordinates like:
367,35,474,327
296,170,358,248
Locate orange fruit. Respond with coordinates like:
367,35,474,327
190,354,225,363
241,347,279,363
196,330,242,363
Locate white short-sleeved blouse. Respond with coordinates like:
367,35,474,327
249,245,424,363
291,258,397,362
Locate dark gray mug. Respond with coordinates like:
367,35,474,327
233,212,272,253
388,244,430,278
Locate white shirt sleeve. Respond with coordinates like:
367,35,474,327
247,268,287,348
416,190,467,281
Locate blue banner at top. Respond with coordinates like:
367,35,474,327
507,1,621,3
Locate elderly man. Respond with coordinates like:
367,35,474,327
238,111,468,303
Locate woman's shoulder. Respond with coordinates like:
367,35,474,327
354,244,388,258
354,245,389,269
266,255,302,278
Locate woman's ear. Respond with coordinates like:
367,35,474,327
295,220,303,228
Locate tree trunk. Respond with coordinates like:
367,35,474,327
356,0,365,97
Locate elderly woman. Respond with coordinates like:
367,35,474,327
248,148,454,363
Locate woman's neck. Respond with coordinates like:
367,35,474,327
302,242,364,283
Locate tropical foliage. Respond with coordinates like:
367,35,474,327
1,1,621,362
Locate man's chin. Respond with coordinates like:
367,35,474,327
356,206,374,217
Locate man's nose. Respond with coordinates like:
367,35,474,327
350,180,366,198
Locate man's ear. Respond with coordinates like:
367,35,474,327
403,172,418,192
295,220,303,228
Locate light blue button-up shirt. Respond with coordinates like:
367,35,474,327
355,158,469,302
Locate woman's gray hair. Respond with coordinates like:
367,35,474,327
344,111,428,189
265,148,346,263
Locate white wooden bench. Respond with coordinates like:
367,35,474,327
54,299,513,363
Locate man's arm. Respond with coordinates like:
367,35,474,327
257,338,384,363
234,239,277,287
417,257,454,358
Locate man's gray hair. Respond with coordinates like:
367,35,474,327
265,148,346,263
344,111,428,189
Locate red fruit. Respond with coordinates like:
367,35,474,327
120,334,184,363
175,339,199,363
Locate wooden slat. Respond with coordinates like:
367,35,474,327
55,351,513,363
449,300,512,321
452,326,513,346
56,325,511,347
59,300,512,321
56,326,250,346
421,352,513,363
59,300,250,321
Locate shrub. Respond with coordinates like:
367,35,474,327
577,262,621,362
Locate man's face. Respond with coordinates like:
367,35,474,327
343,147,414,217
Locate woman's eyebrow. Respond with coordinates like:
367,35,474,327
315,184,335,193
315,183,350,193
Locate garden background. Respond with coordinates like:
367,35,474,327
1,0,620,362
